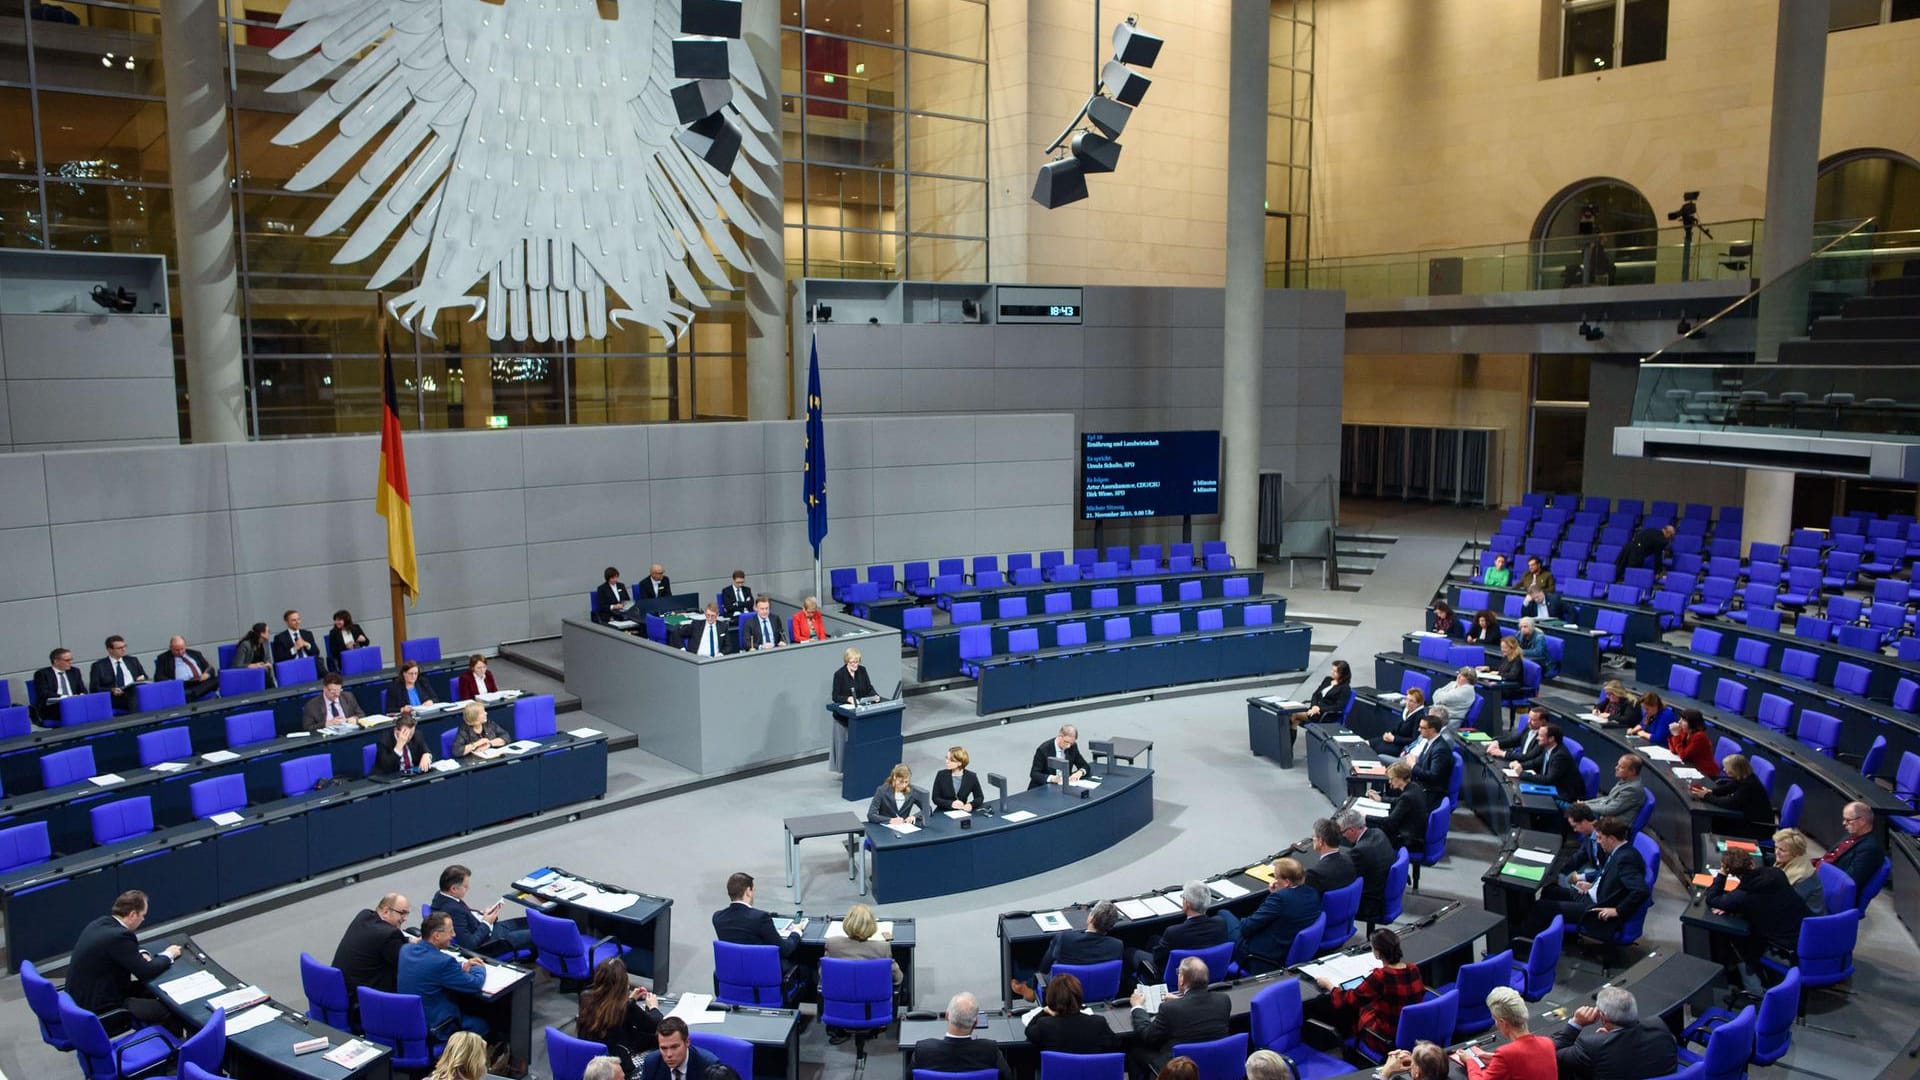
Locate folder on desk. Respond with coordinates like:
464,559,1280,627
1500,861,1547,883
1518,782,1557,797
1717,839,1759,853
1461,731,1494,743
1691,873,1739,890
1245,863,1277,884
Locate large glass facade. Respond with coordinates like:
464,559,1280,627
7,0,935,436
779,0,988,281
1265,0,1312,281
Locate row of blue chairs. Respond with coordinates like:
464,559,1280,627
1516,493,1738,522
0,697,560,876
23,638,447,730
952,604,1278,677
831,543,1237,603
20,959,227,1080
901,580,1262,645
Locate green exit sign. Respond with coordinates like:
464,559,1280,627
487,415,509,429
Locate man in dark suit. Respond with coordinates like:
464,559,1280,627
272,609,324,668
302,673,367,731
1616,523,1675,576
1237,857,1321,973
89,636,150,714
1550,986,1677,1080
152,636,218,701
721,571,756,617
1028,724,1091,789
1304,818,1357,895
596,566,640,624
1553,804,1603,882
637,564,674,599
66,890,182,1034
1823,801,1888,891
910,992,1013,1080
33,646,87,723
1488,706,1548,765
638,1017,720,1080
332,893,411,1002
1514,724,1583,804
1406,716,1455,802
683,603,735,658
743,597,786,650
833,647,879,704
1037,899,1134,993
1146,881,1234,978
1338,809,1396,922
1528,817,1647,937
712,872,799,975
1129,955,1231,1079
431,864,532,957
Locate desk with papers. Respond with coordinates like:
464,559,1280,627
505,866,674,991
794,915,919,1005
866,765,1153,904
147,934,392,1079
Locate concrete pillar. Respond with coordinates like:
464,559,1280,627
741,2,788,420
1752,0,1828,362
1743,468,1795,553
1218,0,1268,566
159,0,246,442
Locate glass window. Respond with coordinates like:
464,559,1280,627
907,174,985,237
1561,1,1615,73
1620,0,1667,65
908,0,985,59
1534,355,1592,404
804,35,900,109
36,92,169,183
1560,0,1666,75
905,235,985,279
0,87,36,177
906,52,985,118
571,354,676,425
906,113,983,176
803,226,899,279
0,176,45,249
420,354,569,431
45,180,175,260
802,104,903,170
251,355,390,437
803,165,899,230
805,0,903,42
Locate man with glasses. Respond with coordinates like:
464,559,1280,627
333,892,412,1002
1822,802,1887,893
88,636,149,714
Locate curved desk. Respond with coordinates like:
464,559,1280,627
860,569,1264,628
145,934,391,1079
917,596,1290,681
975,623,1313,715
866,766,1153,903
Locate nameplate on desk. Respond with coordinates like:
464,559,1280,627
1691,873,1740,890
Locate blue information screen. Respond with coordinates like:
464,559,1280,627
1081,430,1221,520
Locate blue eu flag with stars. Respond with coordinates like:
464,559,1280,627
805,334,828,556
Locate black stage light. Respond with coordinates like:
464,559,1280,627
1112,21,1164,67
1086,96,1132,139
1032,158,1089,208
1071,131,1121,174
1101,59,1151,106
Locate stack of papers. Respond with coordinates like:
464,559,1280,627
226,1004,282,1035
208,985,269,1012
883,821,921,835
1334,734,1370,745
1641,746,1680,762
1510,848,1554,865
1299,952,1377,987
1003,810,1037,823
1068,778,1101,790
1263,699,1307,709
1350,761,1385,777
88,774,126,787
478,964,523,995
1115,899,1158,920
1207,879,1249,899
324,1040,383,1068
428,759,460,773
158,970,225,1005
505,740,541,754
1350,797,1392,816
575,890,638,914
1672,766,1706,781
149,761,190,773
666,993,727,1025
567,727,602,738
1245,863,1277,884
210,811,245,827
203,749,240,763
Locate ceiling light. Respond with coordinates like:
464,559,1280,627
854,62,866,74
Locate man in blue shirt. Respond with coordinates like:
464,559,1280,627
1236,857,1321,974
397,912,489,1038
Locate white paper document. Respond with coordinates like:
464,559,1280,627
149,761,190,773
88,774,126,787
1672,766,1706,781
1350,798,1393,816
208,985,269,1012
210,812,245,827
1003,810,1038,823
1116,899,1157,921
1334,734,1370,745
666,992,727,1024
158,969,225,1005
202,750,240,763
1142,894,1182,916
1033,911,1071,932
225,1005,282,1035
505,740,541,754
576,891,639,914
478,964,524,995
1300,952,1377,987
428,758,460,772
943,809,971,819
608,619,639,630
1207,879,1250,899
1138,984,1168,1013
566,727,603,738
1641,746,1680,762
1510,848,1555,864
285,731,311,739
1068,778,1101,790
1264,699,1308,709
884,821,921,835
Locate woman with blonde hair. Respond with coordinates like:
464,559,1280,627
866,763,929,826
1595,680,1634,723
1772,827,1826,913
430,1031,489,1079
791,596,830,643
933,746,984,811
823,902,903,986
452,700,510,757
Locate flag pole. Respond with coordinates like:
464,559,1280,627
378,292,409,650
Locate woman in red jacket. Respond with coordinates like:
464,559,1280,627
790,596,830,643
1452,986,1556,1080
455,654,500,700
1666,708,1721,778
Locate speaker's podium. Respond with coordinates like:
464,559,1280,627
827,695,906,802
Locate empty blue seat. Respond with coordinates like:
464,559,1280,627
901,607,934,647
281,754,334,797
400,637,442,663
1177,580,1203,602
190,774,247,818
1756,693,1794,733
1104,546,1130,564
1223,577,1251,598
958,627,993,678
1091,588,1119,609
57,692,113,727
1150,612,1182,636
137,726,193,766
951,602,983,625
225,709,277,748
1103,618,1132,642
1128,559,1156,576
998,597,1028,620
0,821,52,873
1134,584,1163,606
1056,623,1088,647
829,567,857,601
1092,561,1120,579
1044,593,1071,614
1797,711,1840,756
1012,567,1043,585
1007,553,1033,573
975,570,1006,589
1780,648,1819,681
1243,605,1274,627
42,745,96,788
1732,637,1770,667
1713,679,1747,713
132,680,187,712
1205,553,1232,571
275,657,318,686
1196,609,1224,632
1833,661,1871,697
972,555,998,579
515,694,558,738
219,667,267,697
90,797,154,845
1008,628,1041,654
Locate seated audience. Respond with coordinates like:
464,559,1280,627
744,596,787,649
1690,754,1767,822
1518,555,1555,598
1245,1050,1292,1080
712,872,800,975
824,902,902,987
867,764,930,826
1482,554,1512,587
1147,881,1236,978
721,570,756,617
153,635,218,700
791,596,830,643
1549,986,1676,1080
456,654,500,700
1427,600,1464,639
1772,828,1825,914
596,566,640,624
397,912,488,1038
1594,679,1634,723
1298,659,1353,723
1380,1042,1450,1080
577,956,663,1072
1404,715,1455,802
1370,761,1430,851
1236,856,1320,974
1029,724,1090,788
1512,724,1582,804
333,893,410,1001
1034,899,1134,996
1304,818,1357,894
233,623,275,683
327,609,371,671
1339,808,1395,922
1130,957,1229,1080
1489,706,1547,763
1485,636,1528,699
67,890,182,1034
1822,802,1886,891
637,1018,717,1080
583,1057,625,1080
34,646,86,721
1312,928,1424,1057
1430,666,1479,719
1515,617,1550,667
1464,609,1502,646
303,672,367,731
274,609,323,667
684,603,734,657
1584,755,1649,821
637,564,674,599
1455,987,1555,1080
373,713,433,773
1372,687,1425,756
429,1031,494,1080
1665,709,1719,777
388,660,437,712
1520,589,1552,622
452,701,510,757
933,746,985,812
1553,805,1602,882
89,635,149,713
1026,972,1120,1053
910,993,1013,1080
431,863,533,956
1624,692,1672,742
1526,817,1647,937
1705,847,1808,993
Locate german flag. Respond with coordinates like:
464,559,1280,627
376,329,419,602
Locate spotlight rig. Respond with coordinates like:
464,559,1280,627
1033,15,1164,209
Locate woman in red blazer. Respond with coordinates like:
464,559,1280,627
790,596,830,643
456,654,500,700
1667,708,1721,778
1452,986,1556,1080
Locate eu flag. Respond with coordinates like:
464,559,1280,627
804,334,828,556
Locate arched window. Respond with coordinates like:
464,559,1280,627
1530,178,1658,289
1817,149,1920,234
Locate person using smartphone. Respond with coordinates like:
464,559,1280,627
431,864,533,957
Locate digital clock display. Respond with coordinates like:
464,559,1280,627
999,304,1079,318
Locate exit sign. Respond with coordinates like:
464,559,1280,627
487,415,510,429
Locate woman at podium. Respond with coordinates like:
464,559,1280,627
933,747,984,812
834,648,878,705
